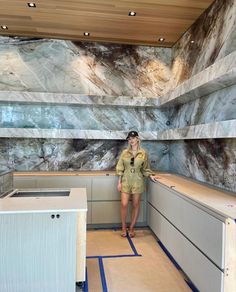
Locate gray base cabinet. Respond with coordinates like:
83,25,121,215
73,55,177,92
14,174,146,225
147,181,234,292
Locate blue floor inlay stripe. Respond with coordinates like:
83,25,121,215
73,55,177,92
98,257,108,292
84,267,88,292
157,239,199,292
185,279,199,292
87,254,141,259
157,240,181,270
127,234,140,256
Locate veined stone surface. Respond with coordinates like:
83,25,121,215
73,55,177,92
160,52,236,106
0,103,168,131
159,120,236,140
0,38,172,97
172,0,236,87
0,139,169,172
168,83,236,128
169,139,236,193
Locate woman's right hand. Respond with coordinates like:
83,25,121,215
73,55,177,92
117,181,122,192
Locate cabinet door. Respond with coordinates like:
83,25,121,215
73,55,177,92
0,212,77,292
148,204,223,292
148,182,225,269
92,176,120,200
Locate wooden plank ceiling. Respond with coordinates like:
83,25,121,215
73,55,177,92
0,0,215,47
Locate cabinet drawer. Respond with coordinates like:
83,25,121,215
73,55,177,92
92,201,144,224
148,204,223,292
148,182,225,269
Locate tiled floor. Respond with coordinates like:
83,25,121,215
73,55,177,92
78,228,192,292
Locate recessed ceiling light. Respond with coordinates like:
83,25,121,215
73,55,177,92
1,25,8,30
158,37,165,42
27,2,36,8
84,32,90,36
128,11,136,16
190,40,195,44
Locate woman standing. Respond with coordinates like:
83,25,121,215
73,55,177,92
116,131,158,238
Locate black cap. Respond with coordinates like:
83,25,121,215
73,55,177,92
126,131,139,139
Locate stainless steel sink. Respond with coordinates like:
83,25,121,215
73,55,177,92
10,190,70,197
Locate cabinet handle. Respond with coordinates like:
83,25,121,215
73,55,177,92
56,214,60,218
51,214,55,219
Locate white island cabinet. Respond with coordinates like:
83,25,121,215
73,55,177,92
0,188,87,292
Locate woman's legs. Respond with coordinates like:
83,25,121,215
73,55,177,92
129,193,141,236
121,192,130,235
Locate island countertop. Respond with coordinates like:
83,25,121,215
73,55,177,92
0,188,87,214
13,171,236,219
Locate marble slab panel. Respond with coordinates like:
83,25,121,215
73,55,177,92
159,120,236,140
168,83,236,128
172,0,236,84
0,138,169,172
0,37,172,97
0,172,13,195
169,139,236,193
159,51,236,107
0,103,168,131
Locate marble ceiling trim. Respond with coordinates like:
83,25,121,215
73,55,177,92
0,91,160,107
159,51,236,107
0,128,158,140
159,120,236,140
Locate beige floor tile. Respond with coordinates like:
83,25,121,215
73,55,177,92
85,229,191,292
103,256,191,292
87,229,134,256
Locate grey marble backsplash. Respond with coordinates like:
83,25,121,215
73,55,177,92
0,103,169,131
169,139,236,193
168,83,236,128
0,171,13,195
0,139,169,173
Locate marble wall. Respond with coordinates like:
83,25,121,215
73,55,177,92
168,83,236,128
171,0,236,87
0,171,13,195
0,138,169,172
169,139,236,193
0,103,168,132
0,37,172,97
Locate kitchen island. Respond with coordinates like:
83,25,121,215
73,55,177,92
0,187,87,292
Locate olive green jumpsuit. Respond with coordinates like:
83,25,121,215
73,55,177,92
116,148,155,194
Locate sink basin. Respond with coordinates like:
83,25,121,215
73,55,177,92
10,190,70,197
